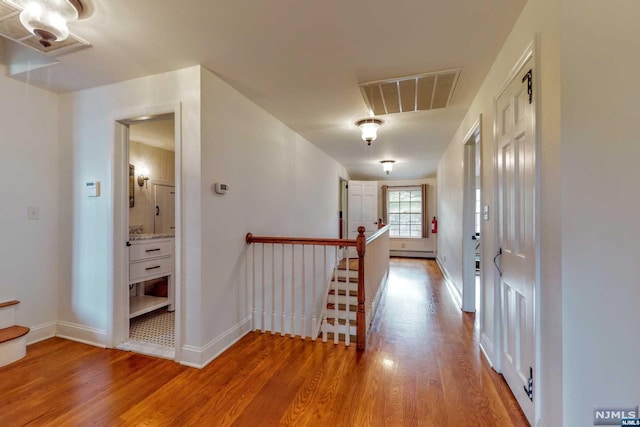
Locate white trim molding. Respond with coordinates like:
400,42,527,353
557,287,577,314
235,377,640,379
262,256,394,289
436,258,462,309
26,321,57,345
56,321,108,348
180,317,251,369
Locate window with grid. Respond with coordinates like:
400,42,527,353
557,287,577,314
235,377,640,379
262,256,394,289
387,187,422,238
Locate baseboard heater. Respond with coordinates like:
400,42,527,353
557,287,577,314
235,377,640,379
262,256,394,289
390,250,436,259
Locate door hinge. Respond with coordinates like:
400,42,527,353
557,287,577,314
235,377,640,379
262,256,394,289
524,366,534,401
522,69,533,104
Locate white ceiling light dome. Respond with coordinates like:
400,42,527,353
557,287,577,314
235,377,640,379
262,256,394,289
14,0,84,47
355,118,383,145
380,160,395,175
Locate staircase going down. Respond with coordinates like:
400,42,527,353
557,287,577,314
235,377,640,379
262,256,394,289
0,300,30,367
323,257,359,344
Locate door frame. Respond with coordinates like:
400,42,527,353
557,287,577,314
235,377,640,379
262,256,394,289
492,40,540,421
112,103,183,361
339,178,348,239
462,116,482,312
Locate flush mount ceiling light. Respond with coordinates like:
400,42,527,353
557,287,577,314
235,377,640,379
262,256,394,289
380,160,395,175
12,0,84,47
355,118,383,145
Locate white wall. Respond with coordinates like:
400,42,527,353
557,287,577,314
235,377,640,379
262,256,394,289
561,1,640,425
0,65,59,344
436,0,561,424
199,67,349,365
378,178,437,255
58,66,202,347
56,64,348,365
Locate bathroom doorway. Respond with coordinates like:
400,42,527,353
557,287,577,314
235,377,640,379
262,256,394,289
462,116,482,313
113,111,181,360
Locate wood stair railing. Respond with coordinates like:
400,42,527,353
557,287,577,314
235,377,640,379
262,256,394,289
246,225,390,351
246,227,368,349
0,300,30,367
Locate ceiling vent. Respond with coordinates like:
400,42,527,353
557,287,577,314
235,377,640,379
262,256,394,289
358,69,460,116
0,1,90,56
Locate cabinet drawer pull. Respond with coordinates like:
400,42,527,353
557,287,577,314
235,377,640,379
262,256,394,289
145,248,161,253
145,265,161,271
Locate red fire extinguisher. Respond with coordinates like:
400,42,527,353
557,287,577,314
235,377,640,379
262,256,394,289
431,216,438,234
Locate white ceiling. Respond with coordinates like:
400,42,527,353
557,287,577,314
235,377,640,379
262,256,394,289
1,0,527,180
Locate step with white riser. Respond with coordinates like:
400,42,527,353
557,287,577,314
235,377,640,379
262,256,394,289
325,310,356,321
334,269,358,279
324,323,356,336
327,294,357,306
0,306,16,330
0,336,26,367
328,281,358,293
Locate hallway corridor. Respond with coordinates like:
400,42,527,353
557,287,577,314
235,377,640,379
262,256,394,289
0,259,528,426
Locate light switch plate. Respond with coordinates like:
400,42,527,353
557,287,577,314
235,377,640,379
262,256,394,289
483,205,489,221
28,206,39,220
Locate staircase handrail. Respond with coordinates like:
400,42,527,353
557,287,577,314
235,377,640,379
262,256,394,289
246,233,358,247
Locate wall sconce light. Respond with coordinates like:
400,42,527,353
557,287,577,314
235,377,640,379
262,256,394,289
13,0,86,48
355,118,383,145
137,165,150,188
380,160,395,175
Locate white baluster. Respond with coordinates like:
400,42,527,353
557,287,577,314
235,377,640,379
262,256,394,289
281,244,285,337
311,245,317,341
322,246,328,343
334,247,339,345
261,244,265,333
291,244,295,338
252,243,256,332
271,243,276,335
345,247,350,347
301,245,306,340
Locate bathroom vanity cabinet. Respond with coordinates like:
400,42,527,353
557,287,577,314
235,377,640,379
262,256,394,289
128,236,174,318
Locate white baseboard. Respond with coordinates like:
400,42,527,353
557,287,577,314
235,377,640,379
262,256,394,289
180,317,252,369
26,321,57,345
480,332,496,368
390,250,436,259
435,258,462,309
56,321,107,348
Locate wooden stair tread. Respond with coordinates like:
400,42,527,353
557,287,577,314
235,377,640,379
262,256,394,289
328,289,358,297
0,326,29,344
325,332,357,341
326,303,357,311
337,259,359,271
0,300,19,309
326,318,357,326
331,276,358,283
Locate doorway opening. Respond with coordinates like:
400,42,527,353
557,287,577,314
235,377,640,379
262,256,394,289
339,178,348,239
114,112,180,360
462,117,482,313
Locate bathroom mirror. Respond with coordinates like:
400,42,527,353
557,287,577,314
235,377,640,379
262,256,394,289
129,164,135,208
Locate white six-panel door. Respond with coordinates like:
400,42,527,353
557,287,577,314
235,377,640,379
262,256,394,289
348,181,378,239
496,57,536,423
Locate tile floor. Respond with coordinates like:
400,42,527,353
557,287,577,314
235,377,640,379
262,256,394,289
117,308,175,359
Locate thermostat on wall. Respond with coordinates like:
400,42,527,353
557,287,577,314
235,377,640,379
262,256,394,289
86,181,100,197
214,183,229,194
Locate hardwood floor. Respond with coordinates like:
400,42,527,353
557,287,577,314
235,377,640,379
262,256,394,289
0,259,528,426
